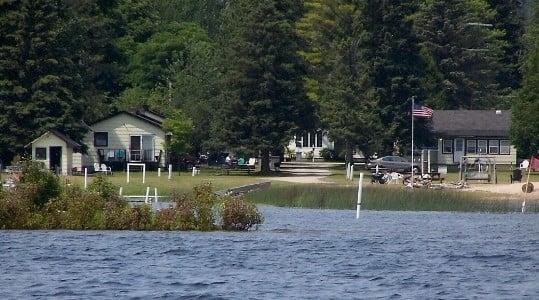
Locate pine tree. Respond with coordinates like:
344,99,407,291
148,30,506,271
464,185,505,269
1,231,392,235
488,0,526,99
219,0,314,173
511,4,539,157
414,0,507,110
0,0,87,162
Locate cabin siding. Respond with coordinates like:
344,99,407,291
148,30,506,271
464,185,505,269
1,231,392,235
82,113,166,167
31,133,69,175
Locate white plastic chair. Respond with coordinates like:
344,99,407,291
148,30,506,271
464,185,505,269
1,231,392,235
101,163,112,175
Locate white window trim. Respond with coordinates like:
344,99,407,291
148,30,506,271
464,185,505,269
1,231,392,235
442,139,453,154
466,139,477,154
488,140,499,155
499,140,511,155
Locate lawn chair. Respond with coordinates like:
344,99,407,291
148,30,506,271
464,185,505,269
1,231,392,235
100,163,112,175
510,168,522,184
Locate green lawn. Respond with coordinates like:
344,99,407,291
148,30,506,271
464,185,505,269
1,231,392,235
66,169,264,196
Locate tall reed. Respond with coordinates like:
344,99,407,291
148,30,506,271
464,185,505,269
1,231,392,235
246,184,537,213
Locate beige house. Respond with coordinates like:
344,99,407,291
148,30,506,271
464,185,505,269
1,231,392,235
432,110,517,166
25,129,82,175
28,109,167,174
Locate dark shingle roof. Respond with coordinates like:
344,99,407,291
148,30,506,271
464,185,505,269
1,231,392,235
432,110,511,137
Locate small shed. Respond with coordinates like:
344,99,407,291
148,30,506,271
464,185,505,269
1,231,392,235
25,129,81,175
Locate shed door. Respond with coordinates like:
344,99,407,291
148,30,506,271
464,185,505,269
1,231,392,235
454,138,465,164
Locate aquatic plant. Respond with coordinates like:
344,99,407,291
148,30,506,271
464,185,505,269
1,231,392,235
220,195,263,231
246,184,538,213
0,177,264,231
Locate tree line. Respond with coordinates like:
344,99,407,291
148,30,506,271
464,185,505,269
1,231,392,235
0,0,537,171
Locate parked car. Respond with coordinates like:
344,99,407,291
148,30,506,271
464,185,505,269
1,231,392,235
368,156,420,173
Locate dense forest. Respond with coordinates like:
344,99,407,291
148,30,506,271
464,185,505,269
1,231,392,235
0,0,537,170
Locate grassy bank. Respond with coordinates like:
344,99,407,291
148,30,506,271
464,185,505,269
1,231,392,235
246,183,538,213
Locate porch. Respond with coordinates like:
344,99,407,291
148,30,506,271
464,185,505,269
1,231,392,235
96,148,163,171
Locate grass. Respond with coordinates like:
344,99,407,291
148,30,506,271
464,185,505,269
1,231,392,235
65,169,264,196
63,167,538,213
245,183,538,213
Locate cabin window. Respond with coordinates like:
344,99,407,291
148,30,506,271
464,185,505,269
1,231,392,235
316,132,323,148
442,139,452,154
94,132,108,147
466,140,476,154
302,132,309,148
477,140,487,154
35,147,46,160
488,140,499,154
500,140,510,155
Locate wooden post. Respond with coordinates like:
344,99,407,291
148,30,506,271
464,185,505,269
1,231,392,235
119,186,123,196
127,164,130,183
158,167,161,177
168,164,172,180
145,187,150,204
154,187,158,203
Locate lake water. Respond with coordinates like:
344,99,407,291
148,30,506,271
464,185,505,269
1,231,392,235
1,206,538,299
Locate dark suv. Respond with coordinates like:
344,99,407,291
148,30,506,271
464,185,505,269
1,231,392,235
368,156,420,173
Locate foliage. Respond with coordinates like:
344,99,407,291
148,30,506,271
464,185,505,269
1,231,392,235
219,0,314,173
414,0,507,109
511,3,539,157
163,109,194,154
19,161,61,207
319,148,336,161
0,185,39,229
88,174,119,201
220,196,263,231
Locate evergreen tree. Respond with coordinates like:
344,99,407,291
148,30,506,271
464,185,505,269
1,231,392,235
219,0,314,173
488,0,526,98
414,0,507,109
511,4,539,157
0,0,87,162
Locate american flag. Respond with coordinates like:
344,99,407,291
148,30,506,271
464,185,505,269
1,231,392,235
412,103,434,118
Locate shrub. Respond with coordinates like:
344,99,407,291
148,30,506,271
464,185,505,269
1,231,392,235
0,184,39,229
44,186,106,229
126,205,154,230
192,182,217,230
19,161,61,207
220,196,263,231
319,148,336,161
88,174,118,201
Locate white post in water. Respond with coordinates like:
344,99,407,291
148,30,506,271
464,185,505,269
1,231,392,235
158,167,161,177
84,168,88,190
522,201,526,213
154,188,158,203
145,187,150,204
356,173,364,219
119,186,123,196
168,164,172,180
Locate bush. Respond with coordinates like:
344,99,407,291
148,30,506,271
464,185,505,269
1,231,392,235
0,184,39,229
44,186,106,229
88,174,118,201
19,161,61,207
220,196,263,231
192,182,217,230
319,148,336,161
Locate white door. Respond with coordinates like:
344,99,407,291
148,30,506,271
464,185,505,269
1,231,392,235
454,138,465,164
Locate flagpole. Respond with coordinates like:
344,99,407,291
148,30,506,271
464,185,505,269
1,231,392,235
411,96,415,188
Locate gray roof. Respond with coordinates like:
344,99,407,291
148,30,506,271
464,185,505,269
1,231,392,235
432,110,511,137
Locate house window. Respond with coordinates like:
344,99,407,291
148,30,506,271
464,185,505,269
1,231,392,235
477,140,487,154
466,140,476,154
35,147,46,160
488,140,499,154
94,132,108,147
500,140,510,155
442,139,452,154
316,132,323,147
302,132,309,148
310,133,316,147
